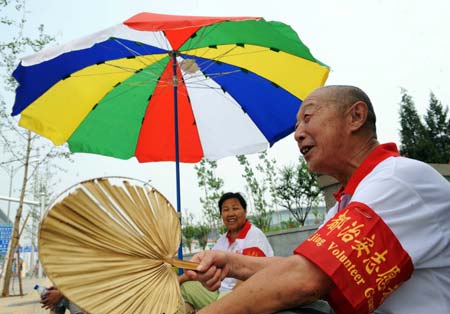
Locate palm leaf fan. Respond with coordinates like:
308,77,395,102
38,177,198,314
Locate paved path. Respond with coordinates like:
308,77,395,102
0,276,49,314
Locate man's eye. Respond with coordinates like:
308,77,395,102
304,114,311,122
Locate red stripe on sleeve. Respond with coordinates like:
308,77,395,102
242,247,266,257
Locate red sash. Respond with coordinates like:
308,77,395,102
294,202,413,314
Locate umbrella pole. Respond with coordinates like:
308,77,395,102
172,51,184,271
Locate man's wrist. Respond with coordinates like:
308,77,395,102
223,251,235,278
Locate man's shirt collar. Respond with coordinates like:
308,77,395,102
333,143,400,202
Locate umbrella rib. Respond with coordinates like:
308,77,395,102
178,44,303,95
187,68,241,80
179,46,253,83
180,21,225,52
180,46,293,91
196,45,273,65
65,68,171,95
111,36,170,67
203,44,240,61
183,44,284,75
179,57,243,87
180,74,246,113
103,62,151,74
141,30,172,52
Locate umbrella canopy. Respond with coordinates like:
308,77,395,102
12,12,329,163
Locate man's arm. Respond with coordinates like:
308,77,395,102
185,250,282,291
202,255,332,314
187,251,333,314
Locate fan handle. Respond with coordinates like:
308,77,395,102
168,258,199,270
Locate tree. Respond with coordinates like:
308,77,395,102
398,89,430,160
399,89,450,163
181,210,211,252
255,151,279,208
274,157,322,226
194,159,224,240
0,0,71,296
236,152,276,231
423,92,450,163
193,224,210,250
181,212,196,254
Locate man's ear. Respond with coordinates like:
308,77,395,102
347,101,368,132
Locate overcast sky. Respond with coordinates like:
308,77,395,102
1,0,449,221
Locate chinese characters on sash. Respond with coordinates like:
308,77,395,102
294,202,414,314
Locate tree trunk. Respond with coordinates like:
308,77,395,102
16,249,23,296
1,131,32,297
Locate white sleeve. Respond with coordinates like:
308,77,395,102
351,161,450,268
243,227,274,256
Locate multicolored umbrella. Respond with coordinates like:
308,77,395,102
11,12,329,242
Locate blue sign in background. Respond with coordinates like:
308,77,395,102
0,225,13,255
19,246,38,253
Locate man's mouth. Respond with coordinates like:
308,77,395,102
301,145,313,156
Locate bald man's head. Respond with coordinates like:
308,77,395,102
312,85,377,137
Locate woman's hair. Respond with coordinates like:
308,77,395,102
218,192,247,213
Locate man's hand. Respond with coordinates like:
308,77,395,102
40,287,63,310
178,273,191,285
185,250,231,291
196,255,333,314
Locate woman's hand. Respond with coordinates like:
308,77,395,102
40,287,63,310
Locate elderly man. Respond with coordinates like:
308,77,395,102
185,85,450,314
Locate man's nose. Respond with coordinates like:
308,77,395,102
294,125,306,143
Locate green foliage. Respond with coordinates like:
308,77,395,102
274,157,322,226
399,89,450,163
398,90,433,161
217,223,227,235
423,93,450,163
182,225,196,253
194,159,224,236
236,152,275,231
255,151,279,205
181,212,196,253
280,218,300,229
181,212,213,252
193,224,210,250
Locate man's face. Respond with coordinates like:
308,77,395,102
220,198,247,234
294,88,347,174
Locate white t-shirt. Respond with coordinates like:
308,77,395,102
324,153,450,313
213,220,274,292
